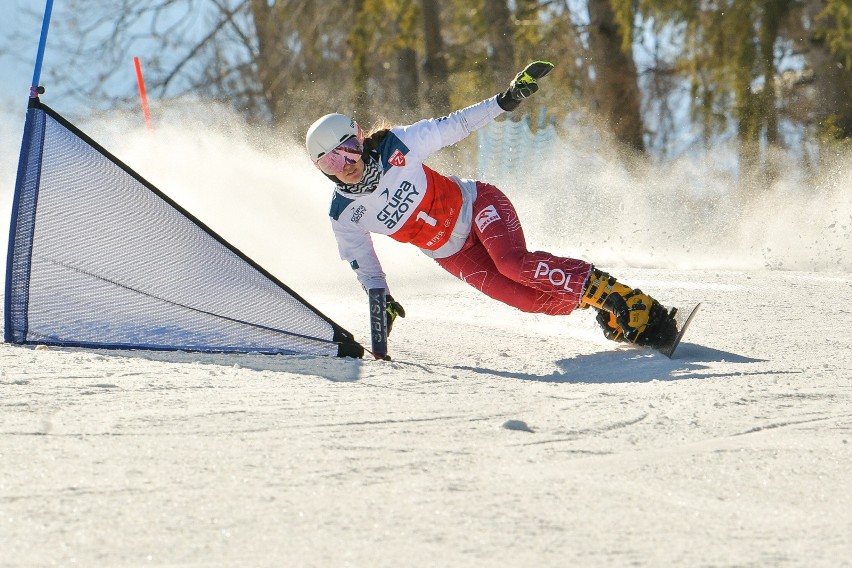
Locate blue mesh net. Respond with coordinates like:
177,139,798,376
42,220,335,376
5,101,363,358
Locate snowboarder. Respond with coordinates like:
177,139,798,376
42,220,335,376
305,61,678,350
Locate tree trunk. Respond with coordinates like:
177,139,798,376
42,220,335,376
420,0,450,114
397,47,420,111
351,0,370,119
586,0,645,153
513,0,540,65
249,0,284,122
759,2,783,146
484,0,515,88
801,0,852,139
394,1,420,113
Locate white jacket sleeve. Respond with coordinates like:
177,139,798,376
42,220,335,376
330,216,389,293
397,96,505,158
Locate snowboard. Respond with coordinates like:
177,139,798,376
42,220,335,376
657,303,701,359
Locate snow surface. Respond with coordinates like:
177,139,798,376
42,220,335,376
1,102,851,566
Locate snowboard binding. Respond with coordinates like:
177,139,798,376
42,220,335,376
595,296,679,349
581,267,684,353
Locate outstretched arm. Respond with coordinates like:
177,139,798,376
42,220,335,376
399,60,556,156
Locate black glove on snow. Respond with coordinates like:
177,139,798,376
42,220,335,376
385,295,406,335
496,60,555,112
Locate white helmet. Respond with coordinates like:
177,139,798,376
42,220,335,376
305,113,364,162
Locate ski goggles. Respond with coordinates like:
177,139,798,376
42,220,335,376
314,135,364,175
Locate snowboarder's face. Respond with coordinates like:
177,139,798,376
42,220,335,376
336,156,365,184
314,134,364,180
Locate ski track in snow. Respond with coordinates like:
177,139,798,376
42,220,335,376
1,269,851,567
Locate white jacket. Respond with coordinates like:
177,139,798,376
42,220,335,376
328,96,505,292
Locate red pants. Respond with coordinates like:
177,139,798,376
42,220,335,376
435,182,592,315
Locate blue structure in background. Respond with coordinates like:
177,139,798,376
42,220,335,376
476,107,559,180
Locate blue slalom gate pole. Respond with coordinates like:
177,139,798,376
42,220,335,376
30,0,55,98
7,0,54,339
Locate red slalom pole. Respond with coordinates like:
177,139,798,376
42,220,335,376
133,56,153,132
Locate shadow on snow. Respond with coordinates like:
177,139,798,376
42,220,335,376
7,341,792,385
451,343,785,384
8,344,366,382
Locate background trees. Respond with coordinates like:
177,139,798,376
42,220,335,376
22,0,852,173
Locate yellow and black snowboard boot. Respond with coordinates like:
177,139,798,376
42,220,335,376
580,267,678,349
